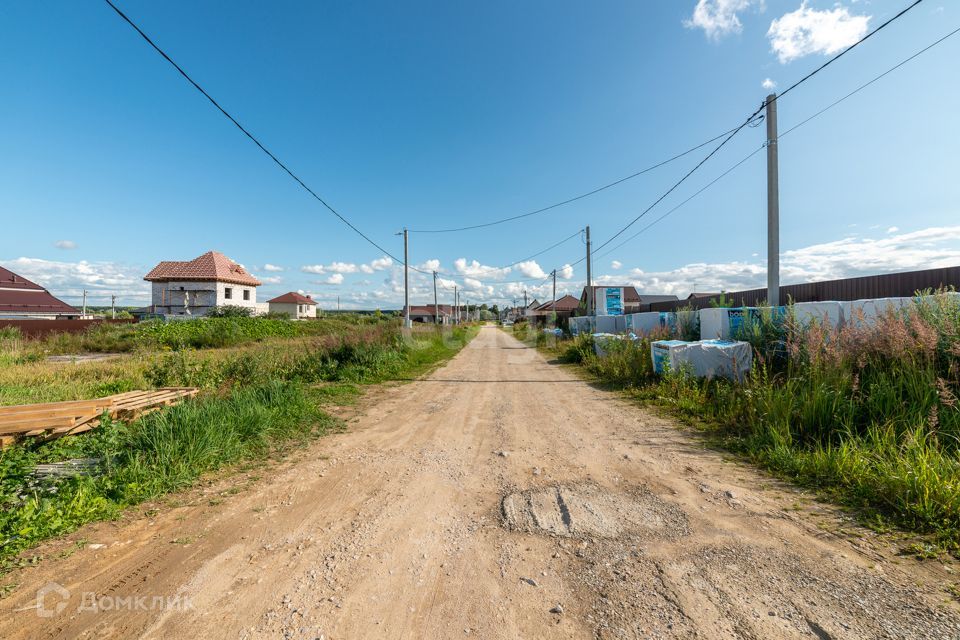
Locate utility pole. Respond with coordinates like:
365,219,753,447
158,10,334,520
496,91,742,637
433,271,439,325
454,285,458,324
765,93,780,307
585,225,593,316
551,269,557,329
400,229,411,328
111,294,116,319
523,290,527,309
82,289,87,317
337,295,340,312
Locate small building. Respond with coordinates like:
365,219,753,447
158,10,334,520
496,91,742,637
404,304,453,324
144,251,261,317
529,294,580,325
267,292,318,319
0,266,80,319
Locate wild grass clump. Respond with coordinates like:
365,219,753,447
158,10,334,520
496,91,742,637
0,319,477,565
0,383,332,563
13,314,399,356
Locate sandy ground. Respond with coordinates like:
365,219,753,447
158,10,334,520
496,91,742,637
4,325,960,639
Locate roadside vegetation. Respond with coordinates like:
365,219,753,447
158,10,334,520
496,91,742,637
0,317,476,567
521,292,960,553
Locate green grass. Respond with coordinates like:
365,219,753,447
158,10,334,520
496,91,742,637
524,293,960,553
0,320,477,569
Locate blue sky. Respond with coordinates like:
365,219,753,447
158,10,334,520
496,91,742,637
1,0,957,308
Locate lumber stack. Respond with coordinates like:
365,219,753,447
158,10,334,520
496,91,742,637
0,387,198,447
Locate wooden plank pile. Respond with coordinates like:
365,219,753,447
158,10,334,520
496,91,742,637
0,388,198,447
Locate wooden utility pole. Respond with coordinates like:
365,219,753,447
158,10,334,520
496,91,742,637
403,228,411,328
765,94,780,307
454,285,458,324
551,269,557,329
111,294,116,319
433,271,439,325
82,289,87,317
585,225,593,315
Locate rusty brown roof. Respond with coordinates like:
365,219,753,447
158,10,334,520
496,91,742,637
0,266,79,315
144,251,261,286
268,292,316,305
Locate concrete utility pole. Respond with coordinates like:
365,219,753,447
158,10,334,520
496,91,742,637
765,93,780,307
551,269,557,329
433,271,439,325
402,229,411,328
585,225,593,316
82,289,87,317
523,290,527,310
337,295,340,312
111,294,116,319
454,285,458,324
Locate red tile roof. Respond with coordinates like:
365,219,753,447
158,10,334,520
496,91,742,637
144,251,261,286
268,292,316,305
0,266,79,315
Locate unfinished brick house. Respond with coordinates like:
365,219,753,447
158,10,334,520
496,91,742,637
144,251,261,317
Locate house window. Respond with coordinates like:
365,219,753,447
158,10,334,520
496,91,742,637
224,287,233,300
243,289,250,301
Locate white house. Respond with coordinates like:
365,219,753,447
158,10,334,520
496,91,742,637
144,251,261,317
267,292,318,319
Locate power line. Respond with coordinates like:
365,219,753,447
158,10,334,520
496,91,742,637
590,0,926,256
780,23,960,139
595,20,960,259
594,146,765,260
103,0,401,263
407,126,747,234
775,0,925,102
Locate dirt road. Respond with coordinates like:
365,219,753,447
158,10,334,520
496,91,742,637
4,326,960,639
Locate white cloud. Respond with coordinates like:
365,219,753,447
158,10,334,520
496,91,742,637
1,256,148,303
887,226,899,234
768,2,870,64
327,261,357,274
515,260,547,279
258,275,283,285
54,240,77,250
453,258,511,280
558,264,574,280
369,256,393,271
418,259,441,272
301,264,326,274
323,273,344,285
610,260,622,270
359,264,375,274
263,263,284,272
685,0,762,40
761,77,777,90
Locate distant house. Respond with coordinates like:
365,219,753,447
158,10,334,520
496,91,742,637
0,266,80,319
530,295,580,323
404,304,453,324
144,251,261,317
578,286,678,315
267,292,317,319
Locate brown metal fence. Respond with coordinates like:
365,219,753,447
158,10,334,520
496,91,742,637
0,319,137,339
647,266,960,312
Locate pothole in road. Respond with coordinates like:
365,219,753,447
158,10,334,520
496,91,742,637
501,483,688,539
